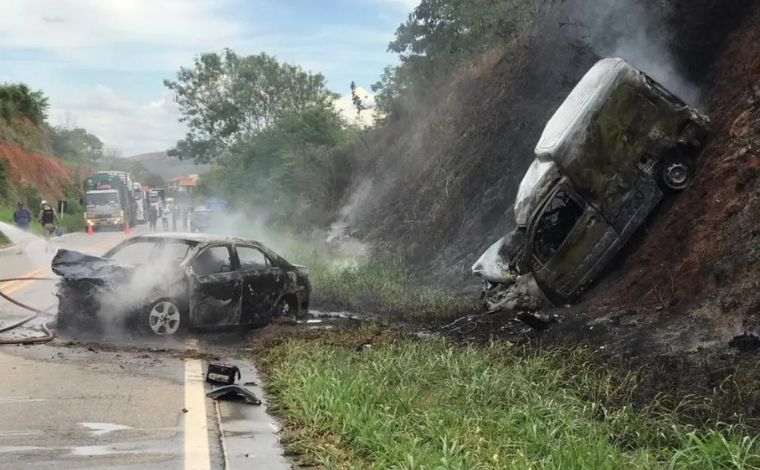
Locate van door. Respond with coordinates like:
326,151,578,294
529,185,617,301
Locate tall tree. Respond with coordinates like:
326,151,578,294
48,126,105,165
0,83,49,125
165,49,338,163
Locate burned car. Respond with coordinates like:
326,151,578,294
53,233,311,335
473,58,709,305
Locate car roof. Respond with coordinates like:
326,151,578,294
128,232,266,246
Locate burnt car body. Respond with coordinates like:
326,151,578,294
53,233,310,335
473,58,709,304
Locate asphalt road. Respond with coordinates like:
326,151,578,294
0,225,289,470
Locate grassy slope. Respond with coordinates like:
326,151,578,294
0,205,84,245
257,329,760,469
255,230,478,321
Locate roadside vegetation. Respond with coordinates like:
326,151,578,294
258,328,760,469
303,252,476,321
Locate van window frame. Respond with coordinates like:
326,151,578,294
529,184,586,267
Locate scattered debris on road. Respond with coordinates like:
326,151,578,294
206,363,241,385
207,384,262,406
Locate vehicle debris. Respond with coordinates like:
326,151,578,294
473,57,709,311
206,363,242,385
207,384,262,406
729,333,760,352
52,233,311,336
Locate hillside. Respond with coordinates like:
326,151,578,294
128,151,210,180
340,0,757,301
0,141,74,201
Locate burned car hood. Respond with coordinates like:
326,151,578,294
52,249,133,281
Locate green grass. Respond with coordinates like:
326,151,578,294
258,330,760,469
257,231,477,321
0,205,85,244
306,256,476,321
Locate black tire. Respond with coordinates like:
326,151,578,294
656,152,695,192
143,298,187,336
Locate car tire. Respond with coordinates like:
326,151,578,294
144,298,187,336
656,151,694,192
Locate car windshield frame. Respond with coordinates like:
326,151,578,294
104,238,199,268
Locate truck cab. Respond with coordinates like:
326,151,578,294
85,189,124,229
474,58,709,304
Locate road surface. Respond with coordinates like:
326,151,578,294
0,225,289,470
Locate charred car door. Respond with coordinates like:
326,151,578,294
187,244,242,327
236,244,284,325
529,184,617,302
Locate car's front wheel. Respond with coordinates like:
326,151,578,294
144,298,187,336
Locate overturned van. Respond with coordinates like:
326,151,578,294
473,58,709,304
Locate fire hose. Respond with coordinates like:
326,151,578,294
0,277,58,345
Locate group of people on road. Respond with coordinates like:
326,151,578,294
12,200,59,254
148,202,182,232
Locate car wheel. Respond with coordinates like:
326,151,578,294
145,298,186,336
656,153,694,191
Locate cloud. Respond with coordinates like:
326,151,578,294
334,86,376,127
0,0,239,50
49,86,185,156
367,0,419,10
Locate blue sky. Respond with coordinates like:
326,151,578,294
0,0,416,155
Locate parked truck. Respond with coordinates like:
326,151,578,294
83,173,133,231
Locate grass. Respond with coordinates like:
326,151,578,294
0,204,85,244
256,229,478,322
257,329,760,469
305,256,477,321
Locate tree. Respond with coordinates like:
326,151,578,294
373,0,545,119
350,81,368,115
0,83,49,125
48,126,105,165
164,49,339,163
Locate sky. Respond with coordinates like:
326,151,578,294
0,0,417,156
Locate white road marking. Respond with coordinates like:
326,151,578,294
184,358,211,470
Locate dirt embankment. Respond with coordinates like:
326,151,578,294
523,6,760,364
0,142,75,201
345,0,755,294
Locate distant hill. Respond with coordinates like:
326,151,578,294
128,151,210,180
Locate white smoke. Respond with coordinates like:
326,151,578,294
0,221,59,268
571,0,701,105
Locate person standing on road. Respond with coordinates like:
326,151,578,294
161,205,170,231
12,201,32,254
172,204,179,231
38,200,58,250
148,204,157,231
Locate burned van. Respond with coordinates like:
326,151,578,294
474,58,709,304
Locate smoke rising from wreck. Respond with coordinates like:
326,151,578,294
570,0,701,105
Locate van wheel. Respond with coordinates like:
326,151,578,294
144,298,187,336
656,153,694,192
